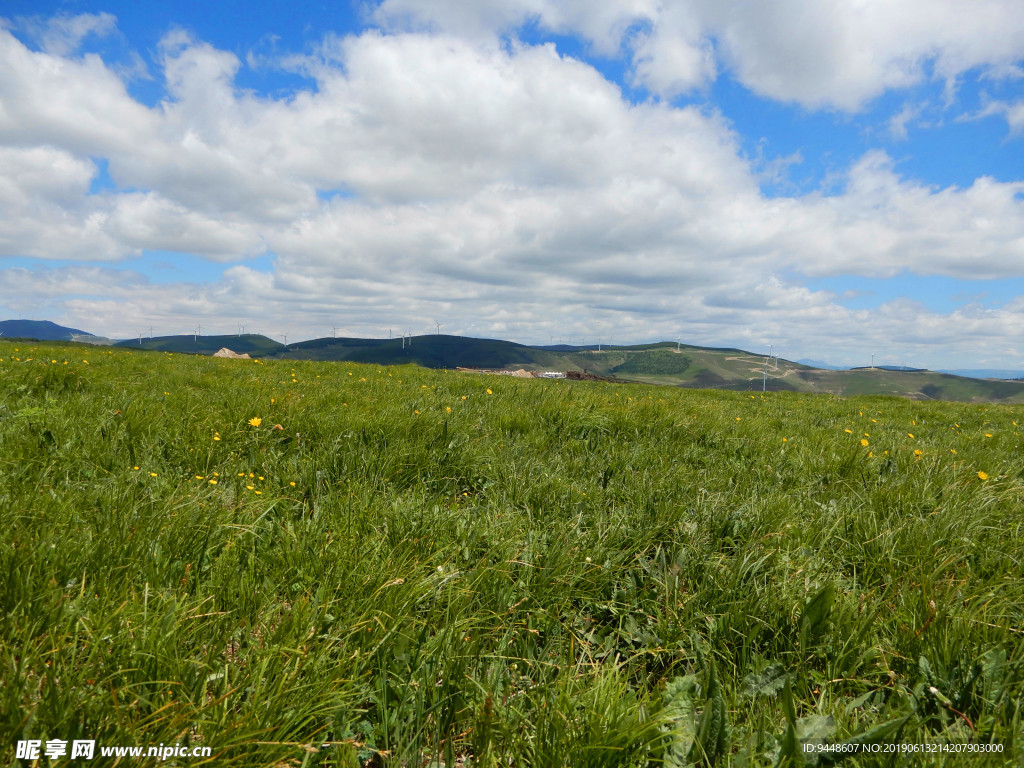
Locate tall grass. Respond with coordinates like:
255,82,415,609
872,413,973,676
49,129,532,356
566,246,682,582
1,342,1022,766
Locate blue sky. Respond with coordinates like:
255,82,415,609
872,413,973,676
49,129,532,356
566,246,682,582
2,1,1024,368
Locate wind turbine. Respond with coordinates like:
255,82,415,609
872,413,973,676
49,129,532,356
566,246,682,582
434,320,443,335
331,326,338,338
238,323,246,337
193,324,201,342
281,331,289,345
149,325,154,339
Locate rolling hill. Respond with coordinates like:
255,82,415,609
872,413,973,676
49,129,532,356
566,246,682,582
13,322,1024,403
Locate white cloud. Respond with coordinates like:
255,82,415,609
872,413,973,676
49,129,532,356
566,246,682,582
14,11,117,56
374,0,1024,110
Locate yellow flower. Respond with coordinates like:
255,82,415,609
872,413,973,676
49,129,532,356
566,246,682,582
150,472,158,477
486,388,492,395
209,479,218,485
844,429,852,433
950,449,957,454
860,439,869,447
985,433,993,438
914,449,923,457
246,485,254,490
978,471,989,480
736,417,741,421
414,409,420,414
248,417,262,427
908,433,914,438
446,406,452,413
289,481,296,487
461,396,467,400
782,438,787,442
133,466,140,471
195,475,205,479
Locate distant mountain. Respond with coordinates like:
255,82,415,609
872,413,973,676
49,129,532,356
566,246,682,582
938,369,1024,380
0,319,93,341
797,358,848,370
13,323,1024,403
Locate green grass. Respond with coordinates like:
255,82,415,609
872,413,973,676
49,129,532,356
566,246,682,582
2,342,1023,766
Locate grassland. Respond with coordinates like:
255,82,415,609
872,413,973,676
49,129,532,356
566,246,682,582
2,341,1023,766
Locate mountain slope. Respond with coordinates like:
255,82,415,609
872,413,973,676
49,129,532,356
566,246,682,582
0,319,92,341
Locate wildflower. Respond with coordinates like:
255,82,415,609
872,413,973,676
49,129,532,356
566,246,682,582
248,417,262,427
950,449,957,454
414,410,420,414
845,429,852,433
914,449,923,457
246,485,254,490
209,479,218,485
254,490,262,495
133,466,140,471
736,417,741,421
978,471,989,480
150,472,158,477
486,388,492,395
289,481,296,487
195,475,205,479
462,396,467,400
985,433,993,438
861,439,869,447
213,434,221,441
446,406,452,413
908,433,914,438
782,438,787,442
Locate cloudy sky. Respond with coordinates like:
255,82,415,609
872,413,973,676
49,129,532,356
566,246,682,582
3,0,1024,368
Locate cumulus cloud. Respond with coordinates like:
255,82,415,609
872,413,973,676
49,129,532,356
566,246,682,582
374,0,1024,110
3,11,1024,367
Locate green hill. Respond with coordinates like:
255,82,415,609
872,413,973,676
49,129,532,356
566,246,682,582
114,333,284,356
